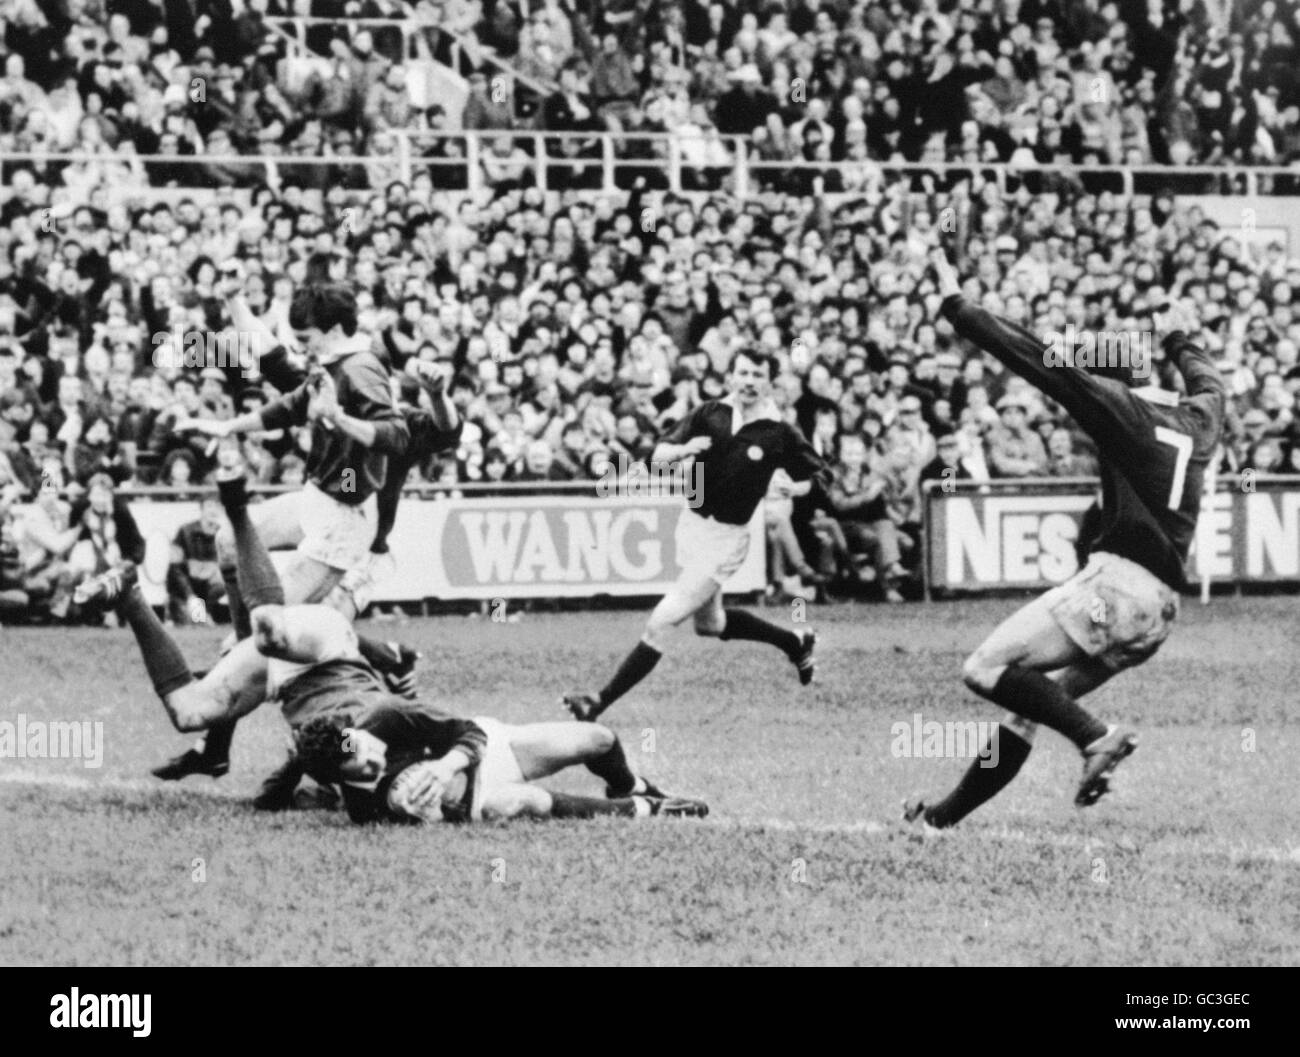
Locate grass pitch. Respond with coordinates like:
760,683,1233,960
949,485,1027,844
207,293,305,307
1,595,1297,966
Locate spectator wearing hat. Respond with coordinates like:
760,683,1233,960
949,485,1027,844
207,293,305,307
987,393,1048,478
1046,427,1099,477
714,63,775,137
889,394,937,470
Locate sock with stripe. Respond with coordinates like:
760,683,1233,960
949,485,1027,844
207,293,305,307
549,792,643,819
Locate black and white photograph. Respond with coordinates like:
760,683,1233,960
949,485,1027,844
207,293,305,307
0,0,1294,997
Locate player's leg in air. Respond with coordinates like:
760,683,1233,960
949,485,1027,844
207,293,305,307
152,476,414,798
563,546,816,723
904,571,1149,831
73,563,269,739
150,475,347,778
472,718,707,820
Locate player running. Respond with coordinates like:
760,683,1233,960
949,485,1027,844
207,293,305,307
75,472,705,823
904,249,1225,829
563,349,826,723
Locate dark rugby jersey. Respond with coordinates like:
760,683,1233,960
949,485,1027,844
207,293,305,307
278,658,390,726
335,704,488,825
942,296,1225,589
662,397,828,525
371,406,464,554
259,350,409,507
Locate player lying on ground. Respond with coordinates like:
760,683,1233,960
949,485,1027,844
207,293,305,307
75,474,704,820
904,250,1225,829
294,702,708,824
563,349,827,723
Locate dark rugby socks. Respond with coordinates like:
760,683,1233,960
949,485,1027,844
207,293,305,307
597,641,661,708
217,476,284,609
118,585,193,699
584,736,638,795
924,725,1032,828
549,793,649,819
198,718,236,762
719,608,802,658
220,563,251,640
987,666,1107,750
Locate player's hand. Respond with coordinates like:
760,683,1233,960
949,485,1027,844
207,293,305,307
682,435,712,457
1154,298,1199,339
929,248,962,298
307,368,342,424
387,761,447,822
770,468,795,497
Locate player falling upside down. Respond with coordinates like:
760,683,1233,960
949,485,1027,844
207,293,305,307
152,281,460,802
75,472,706,823
904,250,1225,829
564,349,826,723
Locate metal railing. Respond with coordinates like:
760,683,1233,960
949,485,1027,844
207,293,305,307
265,15,557,105
6,137,1299,199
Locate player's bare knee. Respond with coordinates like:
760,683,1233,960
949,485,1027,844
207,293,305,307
585,724,617,757
164,687,212,732
693,608,725,637
962,651,1003,696
642,616,672,650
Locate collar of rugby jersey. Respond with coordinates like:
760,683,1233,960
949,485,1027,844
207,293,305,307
317,332,373,365
720,393,781,433
1131,385,1180,407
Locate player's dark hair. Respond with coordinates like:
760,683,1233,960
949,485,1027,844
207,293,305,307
730,348,778,380
289,283,359,337
294,714,354,779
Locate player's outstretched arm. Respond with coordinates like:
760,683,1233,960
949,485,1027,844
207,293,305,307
931,248,1127,439
1156,303,1226,432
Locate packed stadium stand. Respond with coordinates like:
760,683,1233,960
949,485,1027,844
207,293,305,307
2,0,1299,621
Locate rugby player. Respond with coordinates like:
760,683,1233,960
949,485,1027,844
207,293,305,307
564,349,826,723
76,472,704,822
295,703,709,824
151,281,460,794
904,249,1225,828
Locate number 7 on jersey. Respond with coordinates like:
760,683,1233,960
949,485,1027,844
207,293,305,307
1155,426,1193,511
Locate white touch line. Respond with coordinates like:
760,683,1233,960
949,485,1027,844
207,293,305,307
2,772,1296,864
724,816,1300,864
0,768,240,800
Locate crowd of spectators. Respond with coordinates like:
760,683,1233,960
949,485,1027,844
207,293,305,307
5,1,1300,621
4,150,1300,616
5,0,1300,199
